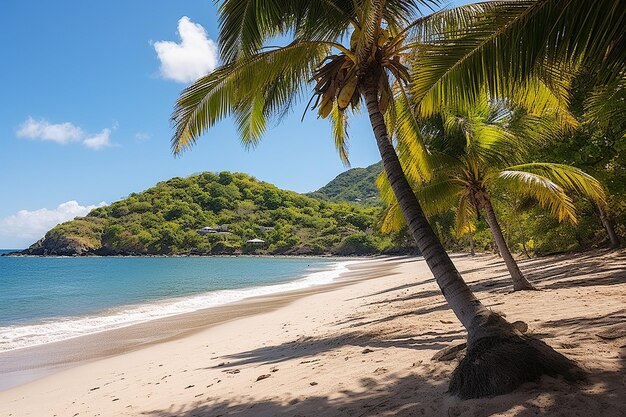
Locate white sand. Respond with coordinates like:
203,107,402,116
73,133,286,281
1,250,625,417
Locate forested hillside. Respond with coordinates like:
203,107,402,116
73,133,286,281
307,162,383,204
23,172,390,256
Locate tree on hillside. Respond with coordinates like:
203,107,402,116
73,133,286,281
377,98,607,290
170,0,584,398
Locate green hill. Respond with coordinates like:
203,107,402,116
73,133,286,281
23,172,389,256
307,161,383,204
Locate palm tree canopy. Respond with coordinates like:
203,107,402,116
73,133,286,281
410,0,626,115
377,98,607,233
174,0,589,163
171,0,461,159
585,74,626,138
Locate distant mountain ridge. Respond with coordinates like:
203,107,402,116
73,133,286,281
307,161,383,204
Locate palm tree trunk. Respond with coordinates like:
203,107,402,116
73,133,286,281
521,240,531,259
363,87,582,398
481,196,535,291
363,88,488,329
469,233,475,256
519,224,531,259
600,208,620,248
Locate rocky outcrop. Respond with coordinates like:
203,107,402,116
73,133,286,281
21,235,97,256
17,238,147,256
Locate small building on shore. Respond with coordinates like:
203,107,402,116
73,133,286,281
198,225,230,235
246,238,266,246
197,226,217,235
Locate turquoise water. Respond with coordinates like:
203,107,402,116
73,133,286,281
0,253,350,351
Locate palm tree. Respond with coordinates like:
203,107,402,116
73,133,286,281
411,0,626,118
170,0,583,398
377,98,607,290
409,0,625,249
585,74,625,248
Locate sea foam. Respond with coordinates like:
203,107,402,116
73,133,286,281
0,260,359,352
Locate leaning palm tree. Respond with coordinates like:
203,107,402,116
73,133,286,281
378,98,607,290
171,0,583,398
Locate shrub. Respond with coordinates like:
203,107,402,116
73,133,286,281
336,233,380,255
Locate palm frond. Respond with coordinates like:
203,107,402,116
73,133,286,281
455,194,477,236
234,94,267,148
435,99,527,168
354,0,385,63
585,75,626,137
392,87,434,183
383,0,440,30
330,102,351,166
376,170,396,208
217,0,354,62
409,0,626,113
469,123,519,166
408,1,537,111
505,162,607,207
379,201,406,233
415,179,463,216
376,176,462,232
497,169,577,223
171,41,328,154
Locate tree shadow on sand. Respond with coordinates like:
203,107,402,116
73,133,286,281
144,350,625,417
447,249,625,294
328,250,626,330
196,329,465,370
148,310,625,416
144,373,452,417
524,253,626,290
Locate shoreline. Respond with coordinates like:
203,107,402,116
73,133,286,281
0,257,407,391
0,251,410,259
0,257,360,354
1,250,624,416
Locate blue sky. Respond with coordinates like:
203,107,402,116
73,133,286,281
0,0,471,248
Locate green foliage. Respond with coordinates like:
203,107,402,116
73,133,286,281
40,172,385,256
262,189,282,210
411,1,626,116
336,233,382,255
46,217,105,250
307,161,383,204
379,97,606,233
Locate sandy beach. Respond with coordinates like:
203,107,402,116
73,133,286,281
1,251,625,417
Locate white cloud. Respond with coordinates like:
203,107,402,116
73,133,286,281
154,16,218,83
0,201,107,248
134,132,150,141
16,117,84,144
83,128,112,150
16,117,116,150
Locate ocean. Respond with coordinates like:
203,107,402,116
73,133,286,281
0,252,354,352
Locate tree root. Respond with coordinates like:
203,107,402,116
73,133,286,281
448,332,586,399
